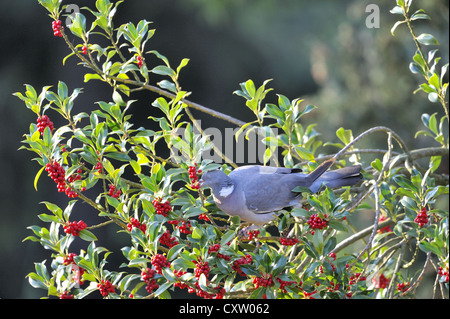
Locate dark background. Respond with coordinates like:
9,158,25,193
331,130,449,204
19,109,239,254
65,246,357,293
0,0,448,298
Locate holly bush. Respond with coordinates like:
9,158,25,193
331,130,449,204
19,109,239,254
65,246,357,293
16,0,448,299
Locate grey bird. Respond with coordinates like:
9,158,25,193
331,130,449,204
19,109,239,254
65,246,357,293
199,159,362,225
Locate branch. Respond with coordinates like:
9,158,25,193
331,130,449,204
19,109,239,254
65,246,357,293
333,126,410,161
108,75,246,127
332,214,405,254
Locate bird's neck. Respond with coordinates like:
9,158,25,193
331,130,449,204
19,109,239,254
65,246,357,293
214,179,235,200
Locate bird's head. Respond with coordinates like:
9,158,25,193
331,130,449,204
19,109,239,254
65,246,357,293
199,169,234,197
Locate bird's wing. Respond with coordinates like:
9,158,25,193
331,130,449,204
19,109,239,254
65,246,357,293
233,172,307,213
310,164,362,192
230,165,302,176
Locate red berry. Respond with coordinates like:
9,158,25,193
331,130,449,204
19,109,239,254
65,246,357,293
276,277,297,293
95,162,103,171
377,215,392,233
108,184,121,198
63,220,87,236
193,258,210,279
52,20,63,37
252,273,274,289
177,220,192,234
438,264,449,282
136,56,143,68
349,272,366,285
414,207,428,227
159,230,179,248
247,230,260,241
45,160,81,198
151,254,171,275
280,236,298,246
141,267,155,281
152,198,172,217
174,269,189,290
372,273,389,289
188,164,202,190
307,213,328,230
208,243,231,260
397,282,410,293
127,217,147,233
97,279,115,297
232,254,252,276
59,292,74,299
37,115,54,135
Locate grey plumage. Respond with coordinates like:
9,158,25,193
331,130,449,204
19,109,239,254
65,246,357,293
199,159,362,225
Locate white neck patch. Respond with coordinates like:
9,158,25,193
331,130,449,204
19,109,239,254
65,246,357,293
219,185,234,197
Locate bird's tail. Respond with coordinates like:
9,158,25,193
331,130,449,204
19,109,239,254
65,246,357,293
307,159,362,193
306,159,336,182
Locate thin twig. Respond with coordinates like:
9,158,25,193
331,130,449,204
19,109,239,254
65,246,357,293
332,214,405,254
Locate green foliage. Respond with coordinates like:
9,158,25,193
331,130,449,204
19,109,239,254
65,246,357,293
17,0,448,299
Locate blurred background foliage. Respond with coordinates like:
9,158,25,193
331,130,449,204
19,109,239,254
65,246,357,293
0,0,448,298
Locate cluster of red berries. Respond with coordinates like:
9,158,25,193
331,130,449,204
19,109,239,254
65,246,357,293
173,269,189,290
232,254,253,276
97,279,115,297
52,20,63,37
307,213,328,233
212,286,226,299
95,162,103,171
253,273,274,289
208,244,230,261
199,213,209,222
377,215,392,233
63,220,87,236
178,220,192,234
326,280,341,293
127,217,147,233
303,290,317,299
247,230,260,240
63,253,77,265
397,282,410,293
438,264,449,282
136,56,143,68
151,254,171,275
173,269,224,299
188,164,202,190
108,184,121,198
45,160,65,189
348,272,366,285
45,161,80,198
152,198,172,217
159,230,179,248
372,273,389,289
191,282,225,299
63,253,85,286
277,277,297,293
67,169,83,184
168,219,192,234
280,236,299,246
193,259,210,279
82,45,87,55
141,268,159,293
319,252,338,273
59,291,74,299
414,207,428,227
37,115,54,135
64,187,79,198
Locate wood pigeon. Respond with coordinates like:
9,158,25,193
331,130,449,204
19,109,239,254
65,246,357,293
199,159,362,225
